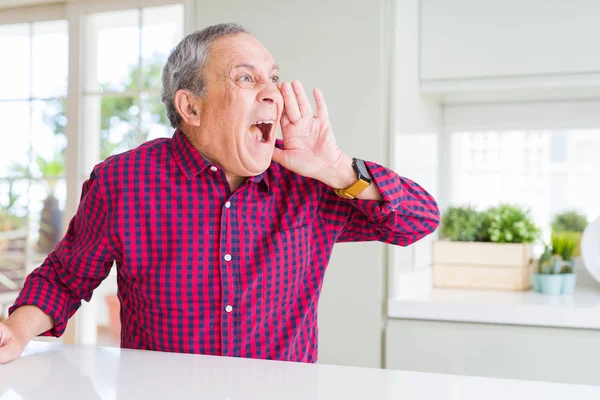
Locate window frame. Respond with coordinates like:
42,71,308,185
66,0,190,221
440,100,600,215
0,0,192,343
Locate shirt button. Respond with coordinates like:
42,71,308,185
225,201,231,208
225,305,233,313
210,166,218,172
224,254,232,261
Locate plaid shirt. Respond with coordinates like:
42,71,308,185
11,130,439,362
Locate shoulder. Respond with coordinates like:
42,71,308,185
88,137,172,186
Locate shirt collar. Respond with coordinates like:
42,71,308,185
171,129,271,192
248,167,271,192
172,129,212,180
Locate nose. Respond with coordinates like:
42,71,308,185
257,82,281,104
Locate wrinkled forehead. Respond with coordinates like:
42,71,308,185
206,33,278,75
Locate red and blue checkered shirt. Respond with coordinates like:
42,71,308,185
11,130,439,362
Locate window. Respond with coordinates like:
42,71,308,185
77,3,184,346
450,129,600,237
0,2,186,333
0,21,68,296
82,4,183,162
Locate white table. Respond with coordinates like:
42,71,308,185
0,342,598,399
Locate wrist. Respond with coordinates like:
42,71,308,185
3,318,31,345
317,153,355,189
4,305,53,344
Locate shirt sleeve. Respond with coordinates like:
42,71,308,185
319,161,440,246
9,167,117,337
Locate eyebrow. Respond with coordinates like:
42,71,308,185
234,63,279,72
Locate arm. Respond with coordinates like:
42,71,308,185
0,305,54,364
319,158,440,245
0,168,117,363
3,305,54,342
271,81,439,246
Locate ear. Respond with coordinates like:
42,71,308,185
174,90,202,127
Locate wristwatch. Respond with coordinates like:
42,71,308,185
333,158,372,200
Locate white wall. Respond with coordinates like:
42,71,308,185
444,101,600,132
389,0,442,299
195,0,394,368
420,0,600,81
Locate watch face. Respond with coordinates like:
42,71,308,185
353,158,372,183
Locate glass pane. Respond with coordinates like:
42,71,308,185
141,4,184,89
0,179,29,292
32,20,69,98
0,101,31,177
31,100,67,179
84,95,140,159
0,179,28,231
140,92,171,141
0,24,31,100
84,9,140,93
450,130,600,237
29,178,66,260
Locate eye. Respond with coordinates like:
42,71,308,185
270,76,279,84
239,75,253,83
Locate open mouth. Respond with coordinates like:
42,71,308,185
250,120,274,143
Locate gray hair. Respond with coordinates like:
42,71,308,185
161,23,249,128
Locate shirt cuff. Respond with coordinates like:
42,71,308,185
346,161,403,221
8,272,76,337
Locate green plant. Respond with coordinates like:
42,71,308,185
551,232,580,262
552,211,588,233
439,206,484,242
0,188,27,232
99,57,169,160
537,242,553,274
34,148,67,254
479,204,540,243
0,164,28,232
36,154,65,194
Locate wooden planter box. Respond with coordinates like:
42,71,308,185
432,241,536,291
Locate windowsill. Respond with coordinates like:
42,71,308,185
388,286,600,330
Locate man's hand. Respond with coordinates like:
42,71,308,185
0,305,54,364
0,320,28,364
272,81,353,188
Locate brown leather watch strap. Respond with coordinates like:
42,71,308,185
333,178,371,200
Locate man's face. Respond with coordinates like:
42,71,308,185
189,33,283,177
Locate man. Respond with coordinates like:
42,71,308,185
0,23,439,364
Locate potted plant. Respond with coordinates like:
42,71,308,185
433,204,540,291
34,154,65,255
552,210,588,234
534,232,580,295
551,210,587,257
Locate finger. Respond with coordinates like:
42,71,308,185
281,82,301,124
280,109,291,128
271,147,290,169
313,88,329,121
292,80,313,118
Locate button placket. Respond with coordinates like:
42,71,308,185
219,189,246,355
